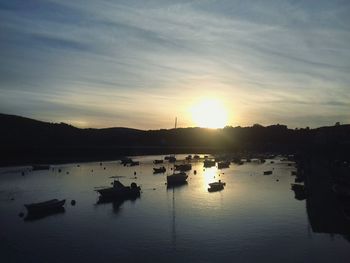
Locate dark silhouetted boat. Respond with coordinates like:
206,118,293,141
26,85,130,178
32,164,50,171
204,159,215,168
167,172,188,185
120,157,133,166
24,207,65,221
193,155,200,160
263,170,273,175
153,166,166,174
217,161,230,169
166,117,188,186
164,156,176,162
96,180,141,199
175,163,192,172
128,161,140,166
153,159,164,164
208,180,226,192
186,155,192,160
24,199,65,213
291,183,306,200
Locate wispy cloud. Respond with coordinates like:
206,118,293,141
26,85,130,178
0,0,349,128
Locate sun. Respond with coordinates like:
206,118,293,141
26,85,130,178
190,98,228,128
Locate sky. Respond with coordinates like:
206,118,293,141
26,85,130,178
0,0,349,129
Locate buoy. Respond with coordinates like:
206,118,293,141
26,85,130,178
21,172,25,176
18,212,24,218
100,162,102,166
71,200,76,206
66,172,69,174
276,179,279,182
10,197,14,201
104,167,106,170
58,169,61,173
134,171,136,175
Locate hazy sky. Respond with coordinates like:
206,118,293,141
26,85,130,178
1,0,349,129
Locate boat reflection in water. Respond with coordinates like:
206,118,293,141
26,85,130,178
300,160,350,241
24,207,66,222
166,181,188,190
96,195,140,215
24,199,66,221
95,180,141,214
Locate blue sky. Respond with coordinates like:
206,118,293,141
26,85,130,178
0,0,349,129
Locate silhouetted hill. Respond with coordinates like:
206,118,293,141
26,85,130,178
1,113,349,166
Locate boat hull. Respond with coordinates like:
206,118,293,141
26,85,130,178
167,174,188,185
24,199,66,213
208,185,224,192
96,187,141,199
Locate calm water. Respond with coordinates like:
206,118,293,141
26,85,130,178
1,155,349,263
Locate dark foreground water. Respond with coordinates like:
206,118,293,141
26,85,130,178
1,155,349,263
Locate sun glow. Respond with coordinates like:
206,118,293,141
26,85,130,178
190,98,228,128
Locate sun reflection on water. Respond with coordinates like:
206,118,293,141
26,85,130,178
202,167,219,190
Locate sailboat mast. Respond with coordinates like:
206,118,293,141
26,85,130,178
175,117,177,129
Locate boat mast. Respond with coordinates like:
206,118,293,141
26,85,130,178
175,117,177,129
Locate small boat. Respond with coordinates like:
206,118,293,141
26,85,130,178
291,183,306,200
153,159,164,164
193,155,200,160
167,172,188,185
185,155,192,160
153,166,166,174
120,158,133,166
204,160,215,168
174,163,192,172
24,199,66,213
32,164,50,171
168,156,176,163
217,161,230,169
291,183,305,191
263,171,273,175
208,180,226,192
96,181,141,199
164,156,176,163
128,161,140,166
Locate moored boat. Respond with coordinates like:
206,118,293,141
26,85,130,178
174,163,192,172
24,199,65,213
208,180,226,192
217,161,230,169
153,159,164,164
96,181,141,199
186,155,192,160
204,160,215,168
153,166,166,174
32,164,50,171
167,172,188,185
263,171,273,175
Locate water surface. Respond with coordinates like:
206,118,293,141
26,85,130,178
1,155,349,262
